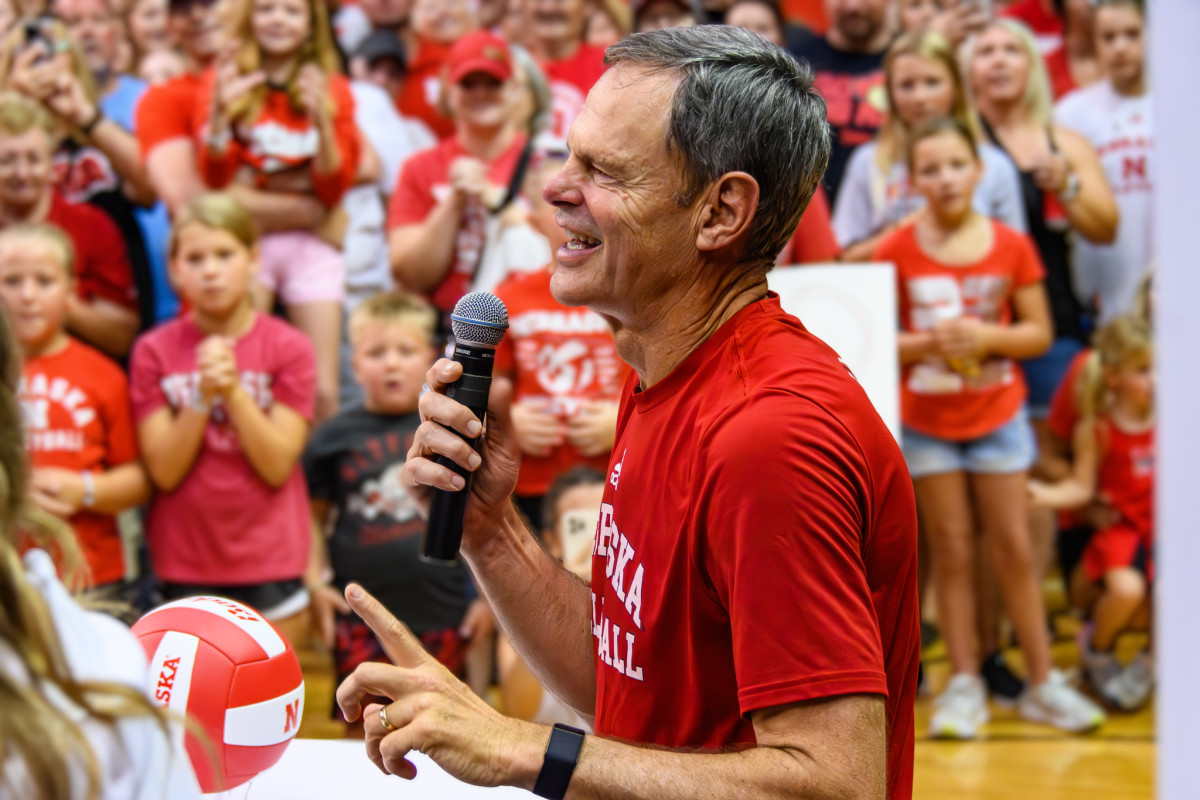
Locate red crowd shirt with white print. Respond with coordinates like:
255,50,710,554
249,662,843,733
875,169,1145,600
590,294,919,800
1096,418,1154,539
386,135,526,315
493,268,630,496
19,338,139,585
129,313,316,585
541,44,607,141
194,69,360,208
878,220,1045,442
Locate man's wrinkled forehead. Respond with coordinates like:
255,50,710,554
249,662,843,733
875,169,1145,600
571,64,681,152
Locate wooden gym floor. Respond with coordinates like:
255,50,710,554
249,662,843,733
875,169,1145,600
298,582,1155,799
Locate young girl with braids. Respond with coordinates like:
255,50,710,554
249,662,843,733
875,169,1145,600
0,305,202,799
1030,316,1155,711
195,0,359,423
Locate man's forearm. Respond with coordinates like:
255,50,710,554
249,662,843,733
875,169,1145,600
464,502,597,715
498,706,884,800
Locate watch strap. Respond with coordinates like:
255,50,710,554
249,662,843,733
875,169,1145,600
532,723,585,800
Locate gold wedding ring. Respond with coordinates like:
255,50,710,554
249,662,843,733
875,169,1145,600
379,705,396,733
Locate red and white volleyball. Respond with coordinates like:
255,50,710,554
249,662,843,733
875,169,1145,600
132,596,305,793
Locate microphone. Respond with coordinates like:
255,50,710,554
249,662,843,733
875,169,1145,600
421,292,510,565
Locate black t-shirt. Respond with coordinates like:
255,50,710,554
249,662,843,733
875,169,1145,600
303,406,473,635
788,28,888,205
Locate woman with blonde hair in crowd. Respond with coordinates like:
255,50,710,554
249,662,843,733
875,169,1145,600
966,18,1118,425
0,308,202,799
834,29,1025,262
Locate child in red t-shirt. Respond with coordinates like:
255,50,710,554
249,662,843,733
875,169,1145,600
1030,316,1155,711
196,0,360,424
877,118,1104,737
0,223,150,593
129,194,316,648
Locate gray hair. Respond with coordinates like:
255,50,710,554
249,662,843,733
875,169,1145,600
605,25,831,269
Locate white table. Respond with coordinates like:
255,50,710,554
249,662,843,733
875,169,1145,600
206,739,534,799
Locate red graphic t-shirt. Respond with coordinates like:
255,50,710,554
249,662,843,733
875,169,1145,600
129,313,316,585
194,70,360,209
493,268,630,496
878,220,1045,441
1096,417,1154,538
591,294,918,800
19,338,139,585
541,44,607,140
386,135,526,314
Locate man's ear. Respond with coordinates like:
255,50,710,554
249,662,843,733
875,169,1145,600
696,172,760,254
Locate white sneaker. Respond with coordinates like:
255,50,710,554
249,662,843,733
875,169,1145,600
1019,669,1106,732
930,673,989,740
1115,652,1155,711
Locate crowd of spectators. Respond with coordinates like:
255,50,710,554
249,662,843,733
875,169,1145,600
0,0,1154,746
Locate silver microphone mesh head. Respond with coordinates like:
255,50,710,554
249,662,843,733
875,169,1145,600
450,292,509,346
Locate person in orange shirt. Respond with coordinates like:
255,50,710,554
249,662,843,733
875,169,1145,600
877,117,1104,738
196,0,360,423
0,223,150,598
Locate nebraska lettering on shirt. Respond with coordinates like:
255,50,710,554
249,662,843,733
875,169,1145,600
239,120,320,172
509,308,611,337
159,370,277,451
589,501,645,682
20,373,95,452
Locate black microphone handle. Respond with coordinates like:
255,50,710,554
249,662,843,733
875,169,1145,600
421,343,496,565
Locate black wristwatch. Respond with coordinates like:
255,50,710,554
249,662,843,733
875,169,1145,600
532,723,586,799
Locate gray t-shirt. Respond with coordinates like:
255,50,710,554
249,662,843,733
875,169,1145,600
832,140,1027,248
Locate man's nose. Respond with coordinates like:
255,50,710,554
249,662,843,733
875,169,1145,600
543,161,582,208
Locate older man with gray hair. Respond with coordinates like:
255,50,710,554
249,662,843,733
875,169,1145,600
337,25,919,800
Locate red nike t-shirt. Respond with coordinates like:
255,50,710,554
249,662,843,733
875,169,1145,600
591,294,918,800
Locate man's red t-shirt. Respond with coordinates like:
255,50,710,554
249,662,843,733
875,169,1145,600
135,73,202,156
47,191,137,312
386,135,526,314
1001,0,1064,53
20,338,139,585
590,294,918,800
878,220,1045,441
541,43,607,139
493,268,630,496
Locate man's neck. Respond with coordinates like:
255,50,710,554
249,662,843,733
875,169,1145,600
459,124,517,161
1113,73,1146,97
95,68,117,97
531,36,579,63
610,268,770,390
825,26,891,56
194,302,256,338
1,194,52,226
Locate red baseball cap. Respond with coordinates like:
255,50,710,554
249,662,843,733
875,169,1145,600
446,30,513,84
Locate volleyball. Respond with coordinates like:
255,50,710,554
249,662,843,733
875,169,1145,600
132,596,305,793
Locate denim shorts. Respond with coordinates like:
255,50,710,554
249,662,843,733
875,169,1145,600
902,407,1037,479
1022,337,1086,419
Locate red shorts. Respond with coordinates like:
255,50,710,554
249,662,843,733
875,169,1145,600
332,614,467,720
1082,522,1154,584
